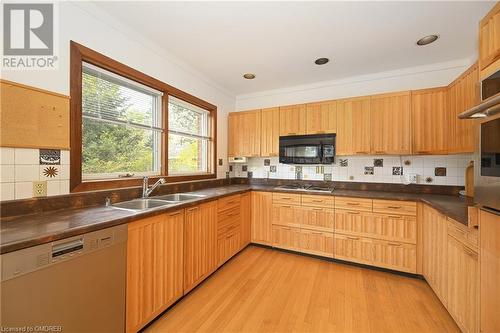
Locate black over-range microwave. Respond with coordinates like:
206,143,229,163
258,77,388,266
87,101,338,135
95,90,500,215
279,134,335,164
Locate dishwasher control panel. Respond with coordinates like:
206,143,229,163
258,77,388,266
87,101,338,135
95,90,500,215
1,224,127,282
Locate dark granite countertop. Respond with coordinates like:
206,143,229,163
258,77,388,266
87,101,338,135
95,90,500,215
0,184,474,254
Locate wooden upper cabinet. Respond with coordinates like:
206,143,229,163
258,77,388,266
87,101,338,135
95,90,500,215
479,2,500,75
447,63,479,154
305,101,337,134
279,104,306,136
261,107,280,157
370,91,411,155
411,87,448,155
336,97,371,155
228,110,261,157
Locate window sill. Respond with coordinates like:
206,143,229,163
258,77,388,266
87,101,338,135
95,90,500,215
71,173,216,193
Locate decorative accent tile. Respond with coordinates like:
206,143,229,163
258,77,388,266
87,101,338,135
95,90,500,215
226,171,230,179
229,165,233,172
270,165,277,173
404,160,411,166
264,159,270,166
324,173,332,181
43,166,58,178
339,159,348,167
295,166,302,172
435,167,447,176
39,149,61,165
242,165,248,172
392,167,403,176
425,176,434,183
374,159,383,167
218,159,223,166
364,166,374,175
247,171,253,178
295,171,302,180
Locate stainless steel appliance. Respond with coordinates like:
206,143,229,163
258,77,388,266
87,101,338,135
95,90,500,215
279,134,335,164
459,68,500,213
1,225,127,332
274,183,335,193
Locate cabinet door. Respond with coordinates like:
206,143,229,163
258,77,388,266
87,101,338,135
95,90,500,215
305,101,337,134
251,191,273,246
447,63,478,154
334,210,370,236
411,88,448,154
261,107,280,157
272,204,303,228
372,240,417,273
479,2,500,72
299,229,334,258
370,91,411,155
279,104,306,136
217,231,241,267
126,211,184,333
301,206,335,232
370,214,417,244
447,235,479,333
184,202,217,294
272,225,301,251
333,234,373,265
422,205,448,305
240,110,261,157
240,193,251,248
336,97,371,155
227,113,237,157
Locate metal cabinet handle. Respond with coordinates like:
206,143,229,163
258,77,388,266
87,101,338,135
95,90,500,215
169,211,183,216
347,202,360,206
347,211,360,215
347,236,359,240
387,215,402,219
281,205,292,208
388,242,402,246
312,200,324,202
187,207,199,212
387,206,402,209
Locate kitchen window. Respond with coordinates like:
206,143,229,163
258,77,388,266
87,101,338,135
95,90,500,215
168,96,212,175
70,41,217,192
81,63,163,180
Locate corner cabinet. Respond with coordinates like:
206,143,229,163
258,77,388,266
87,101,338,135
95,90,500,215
126,211,184,333
370,91,411,155
228,110,261,157
251,191,273,246
183,201,218,294
411,87,448,155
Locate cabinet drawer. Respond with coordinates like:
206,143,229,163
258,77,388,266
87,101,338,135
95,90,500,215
335,197,373,212
272,193,301,205
333,234,373,265
299,229,334,258
218,206,240,222
218,194,241,212
301,206,335,232
272,204,303,228
372,199,416,216
372,240,417,273
218,231,241,266
301,194,334,208
272,225,301,251
447,218,478,250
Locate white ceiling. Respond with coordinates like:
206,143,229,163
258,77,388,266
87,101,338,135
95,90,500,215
92,1,494,96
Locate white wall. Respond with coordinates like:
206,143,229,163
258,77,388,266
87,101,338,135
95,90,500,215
1,2,235,180
235,58,472,110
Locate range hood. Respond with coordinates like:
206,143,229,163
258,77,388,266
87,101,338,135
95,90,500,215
458,93,500,119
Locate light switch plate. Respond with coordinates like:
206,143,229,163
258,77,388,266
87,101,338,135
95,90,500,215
406,174,418,184
33,181,47,197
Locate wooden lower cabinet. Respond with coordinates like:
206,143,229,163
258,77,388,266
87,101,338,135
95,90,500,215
272,225,301,251
447,235,479,333
251,191,273,245
333,234,373,265
183,202,218,294
272,203,303,228
126,211,184,333
218,231,241,266
422,204,448,305
301,206,335,232
372,240,417,273
240,192,251,248
217,194,243,266
300,228,334,258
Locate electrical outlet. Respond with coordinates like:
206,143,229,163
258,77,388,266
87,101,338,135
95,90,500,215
406,174,418,184
33,181,47,197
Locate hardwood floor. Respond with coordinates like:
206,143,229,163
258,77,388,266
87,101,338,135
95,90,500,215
145,246,459,333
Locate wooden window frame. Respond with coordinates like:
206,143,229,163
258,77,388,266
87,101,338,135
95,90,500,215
70,41,217,192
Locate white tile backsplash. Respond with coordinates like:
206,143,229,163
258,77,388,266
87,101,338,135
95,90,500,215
231,154,473,186
1,148,70,201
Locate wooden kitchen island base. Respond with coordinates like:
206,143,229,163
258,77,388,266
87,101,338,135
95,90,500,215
145,246,459,333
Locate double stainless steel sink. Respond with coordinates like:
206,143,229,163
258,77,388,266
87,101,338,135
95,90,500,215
110,193,206,212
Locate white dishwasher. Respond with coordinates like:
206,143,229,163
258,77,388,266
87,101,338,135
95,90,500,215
1,224,127,333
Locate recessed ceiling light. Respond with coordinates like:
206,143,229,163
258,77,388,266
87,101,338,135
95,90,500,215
243,73,256,79
416,35,439,46
314,58,329,65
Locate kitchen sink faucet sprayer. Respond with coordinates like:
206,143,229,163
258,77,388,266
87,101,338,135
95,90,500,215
142,176,166,198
